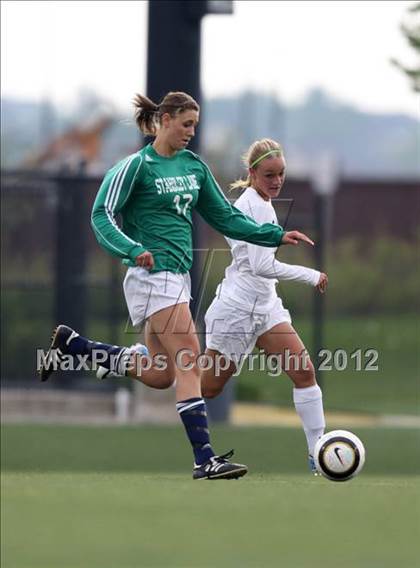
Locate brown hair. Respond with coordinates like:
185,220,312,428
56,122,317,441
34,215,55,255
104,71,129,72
230,138,283,191
133,91,199,136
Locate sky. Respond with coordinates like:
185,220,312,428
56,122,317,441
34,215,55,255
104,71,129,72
2,0,419,118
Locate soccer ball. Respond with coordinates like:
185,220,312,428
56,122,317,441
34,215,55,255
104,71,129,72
314,430,366,482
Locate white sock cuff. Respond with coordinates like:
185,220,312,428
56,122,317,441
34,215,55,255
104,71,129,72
293,384,322,404
176,398,205,414
115,348,130,376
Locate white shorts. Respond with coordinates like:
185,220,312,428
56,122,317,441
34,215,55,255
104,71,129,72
205,296,291,363
123,267,191,327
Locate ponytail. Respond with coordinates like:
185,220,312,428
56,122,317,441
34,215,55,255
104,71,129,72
133,91,199,137
133,94,160,136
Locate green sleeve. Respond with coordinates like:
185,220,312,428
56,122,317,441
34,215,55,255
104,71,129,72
195,162,285,247
91,154,146,262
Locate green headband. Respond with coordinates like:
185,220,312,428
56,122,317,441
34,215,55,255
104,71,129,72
250,148,282,169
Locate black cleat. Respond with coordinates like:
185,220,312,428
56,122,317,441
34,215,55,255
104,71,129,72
193,450,248,480
39,324,79,382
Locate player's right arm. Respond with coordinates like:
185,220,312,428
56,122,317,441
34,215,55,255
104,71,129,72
91,154,146,262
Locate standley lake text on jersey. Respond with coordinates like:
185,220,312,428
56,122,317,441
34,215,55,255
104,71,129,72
155,175,200,195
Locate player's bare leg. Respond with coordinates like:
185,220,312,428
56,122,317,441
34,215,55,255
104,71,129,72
146,303,201,399
125,319,176,389
201,350,236,399
255,322,316,388
256,322,325,472
147,303,247,479
201,323,316,398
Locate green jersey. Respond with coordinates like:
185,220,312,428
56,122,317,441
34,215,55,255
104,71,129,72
91,144,285,273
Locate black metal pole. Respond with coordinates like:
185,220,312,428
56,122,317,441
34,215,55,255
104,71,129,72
146,0,233,422
313,192,327,388
54,171,87,387
147,0,206,316
147,1,205,126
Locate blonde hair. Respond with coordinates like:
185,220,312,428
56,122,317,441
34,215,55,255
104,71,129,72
230,138,283,191
133,91,199,136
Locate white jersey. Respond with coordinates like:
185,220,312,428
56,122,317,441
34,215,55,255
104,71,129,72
216,186,320,312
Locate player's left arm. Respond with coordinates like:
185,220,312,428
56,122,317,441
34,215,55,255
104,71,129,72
251,252,322,287
249,243,328,291
195,162,285,248
246,205,322,287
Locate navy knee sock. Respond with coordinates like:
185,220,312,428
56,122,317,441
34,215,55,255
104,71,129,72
176,398,215,465
64,334,127,373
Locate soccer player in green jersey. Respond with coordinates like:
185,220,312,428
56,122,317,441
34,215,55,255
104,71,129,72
40,91,313,480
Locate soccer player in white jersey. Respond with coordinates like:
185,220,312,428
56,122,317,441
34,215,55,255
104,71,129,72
40,94,315,480
201,139,328,474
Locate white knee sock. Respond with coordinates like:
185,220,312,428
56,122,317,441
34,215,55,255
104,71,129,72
293,384,326,455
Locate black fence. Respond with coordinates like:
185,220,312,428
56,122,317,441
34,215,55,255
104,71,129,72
1,170,120,388
1,168,419,388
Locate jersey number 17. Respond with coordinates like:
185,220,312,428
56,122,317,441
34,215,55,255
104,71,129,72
173,194,193,216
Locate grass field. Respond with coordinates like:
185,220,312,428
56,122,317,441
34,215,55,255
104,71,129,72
2,424,419,568
238,315,419,415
